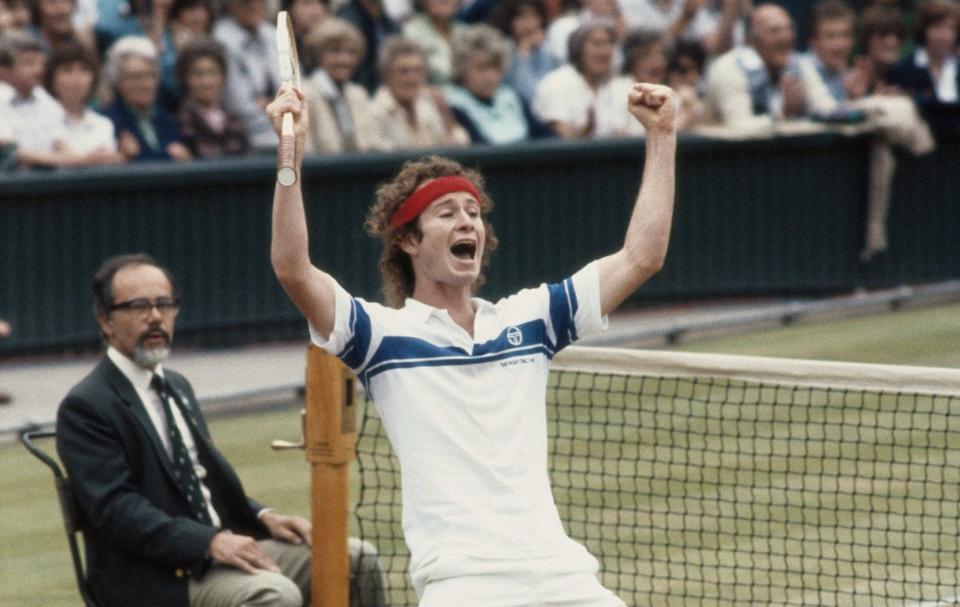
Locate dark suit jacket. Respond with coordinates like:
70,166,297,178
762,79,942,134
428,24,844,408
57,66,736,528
103,100,183,161
56,356,268,607
887,49,960,137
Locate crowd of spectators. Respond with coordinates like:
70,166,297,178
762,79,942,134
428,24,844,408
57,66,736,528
0,0,958,171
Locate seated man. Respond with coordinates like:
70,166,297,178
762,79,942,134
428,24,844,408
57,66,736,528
57,253,385,607
0,30,76,168
703,2,807,136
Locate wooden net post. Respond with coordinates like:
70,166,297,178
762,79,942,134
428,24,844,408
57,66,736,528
304,346,357,607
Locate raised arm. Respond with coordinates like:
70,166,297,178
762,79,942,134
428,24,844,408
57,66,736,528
702,0,748,57
266,85,338,340
596,82,677,317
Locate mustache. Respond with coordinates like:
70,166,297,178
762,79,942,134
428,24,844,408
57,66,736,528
137,329,171,347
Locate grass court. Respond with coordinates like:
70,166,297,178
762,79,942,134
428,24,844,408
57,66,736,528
3,302,960,606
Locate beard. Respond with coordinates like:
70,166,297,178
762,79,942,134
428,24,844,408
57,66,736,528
132,330,172,369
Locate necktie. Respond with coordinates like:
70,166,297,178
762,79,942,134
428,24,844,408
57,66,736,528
150,374,213,525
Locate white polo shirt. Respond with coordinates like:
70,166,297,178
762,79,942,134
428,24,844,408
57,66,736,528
311,262,608,591
532,65,623,138
63,109,118,155
6,86,67,153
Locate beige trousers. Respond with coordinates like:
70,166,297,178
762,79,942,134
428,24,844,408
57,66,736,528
189,537,385,607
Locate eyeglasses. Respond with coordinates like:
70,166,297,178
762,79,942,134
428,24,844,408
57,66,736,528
110,297,181,317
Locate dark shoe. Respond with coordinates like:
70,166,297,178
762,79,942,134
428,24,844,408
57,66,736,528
0,391,11,405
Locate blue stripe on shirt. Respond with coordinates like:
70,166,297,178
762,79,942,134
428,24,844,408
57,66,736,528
548,278,579,351
337,298,373,371
472,320,549,356
364,344,553,383
564,277,579,344
361,319,552,383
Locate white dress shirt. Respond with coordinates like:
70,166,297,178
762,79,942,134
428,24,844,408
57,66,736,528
6,86,68,153
213,16,280,148
532,64,622,137
107,347,222,527
63,109,118,155
914,48,959,103
618,0,715,38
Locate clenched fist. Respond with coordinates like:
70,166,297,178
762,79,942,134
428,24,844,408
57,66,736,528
627,83,677,136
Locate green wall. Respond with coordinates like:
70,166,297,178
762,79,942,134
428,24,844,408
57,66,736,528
1,134,957,356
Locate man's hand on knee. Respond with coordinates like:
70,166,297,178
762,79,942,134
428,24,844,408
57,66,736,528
208,532,281,574
260,511,312,546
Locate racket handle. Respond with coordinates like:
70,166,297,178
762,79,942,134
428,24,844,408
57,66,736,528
277,112,297,187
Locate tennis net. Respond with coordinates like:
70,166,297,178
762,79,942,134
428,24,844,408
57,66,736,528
351,346,960,606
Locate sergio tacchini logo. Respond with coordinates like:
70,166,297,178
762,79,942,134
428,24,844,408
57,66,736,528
506,326,523,346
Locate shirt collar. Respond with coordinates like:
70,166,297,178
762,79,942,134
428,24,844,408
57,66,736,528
0,81,13,103
311,68,342,100
224,16,269,44
374,86,403,113
738,46,765,71
9,85,40,105
400,296,494,324
400,297,438,324
121,100,155,121
916,47,959,71
810,53,841,78
943,55,959,101
65,109,93,128
107,346,162,391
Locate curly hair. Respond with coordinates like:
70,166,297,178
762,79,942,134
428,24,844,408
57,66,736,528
365,156,499,308
302,17,366,73
103,35,157,92
376,35,426,77
451,24,511,84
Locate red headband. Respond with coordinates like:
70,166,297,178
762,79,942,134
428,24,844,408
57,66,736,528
389,176,481,228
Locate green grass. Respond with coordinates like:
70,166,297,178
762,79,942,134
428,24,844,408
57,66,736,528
4,303,960,606
0,407,312,607
666,302,960,367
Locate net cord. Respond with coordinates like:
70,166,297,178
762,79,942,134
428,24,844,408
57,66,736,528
554,346,960,397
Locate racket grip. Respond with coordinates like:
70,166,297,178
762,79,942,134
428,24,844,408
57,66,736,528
277,112,297,186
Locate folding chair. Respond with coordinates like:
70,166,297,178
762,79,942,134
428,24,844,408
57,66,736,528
20,428,100,607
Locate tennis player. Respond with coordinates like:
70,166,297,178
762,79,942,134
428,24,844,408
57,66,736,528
267,80,676,606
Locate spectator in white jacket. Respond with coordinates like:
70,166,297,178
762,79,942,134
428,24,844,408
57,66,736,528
369,35,468,150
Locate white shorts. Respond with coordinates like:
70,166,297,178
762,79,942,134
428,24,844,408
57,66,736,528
417,552,626,607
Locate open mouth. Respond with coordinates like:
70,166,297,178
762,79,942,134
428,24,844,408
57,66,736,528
450,240,477,261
